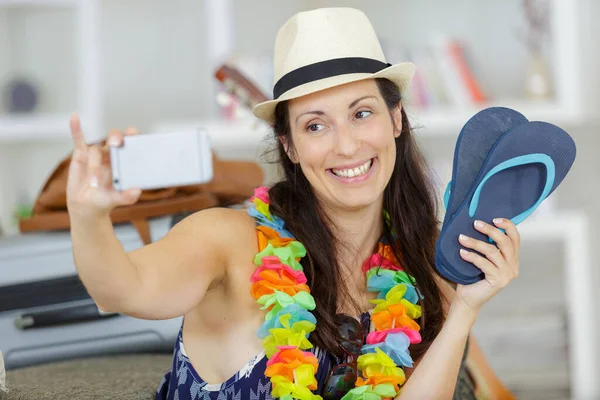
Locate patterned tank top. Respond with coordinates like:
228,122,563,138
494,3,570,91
156,312,371,400
155,210,475,399
156,315,474,400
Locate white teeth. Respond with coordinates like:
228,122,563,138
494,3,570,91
332,159,373,178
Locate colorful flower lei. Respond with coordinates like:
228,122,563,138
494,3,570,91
249,186,422,400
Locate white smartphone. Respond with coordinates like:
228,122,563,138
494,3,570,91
110,128,213,191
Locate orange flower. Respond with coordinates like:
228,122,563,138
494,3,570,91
257,225,295,252
378,243,400,265
250,257,310,299
372,303,420,331
267,346,319,368
265,347,319,390
355,372,405,390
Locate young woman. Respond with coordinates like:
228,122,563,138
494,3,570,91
66,7,519,400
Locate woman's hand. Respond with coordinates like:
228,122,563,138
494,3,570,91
454,218,520,313
66,113,142,218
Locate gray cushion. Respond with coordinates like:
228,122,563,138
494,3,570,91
1,354,171,400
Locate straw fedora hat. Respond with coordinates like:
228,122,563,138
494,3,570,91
253,7,416,123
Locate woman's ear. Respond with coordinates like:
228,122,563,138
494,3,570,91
392,102,403,138
280,136,298,164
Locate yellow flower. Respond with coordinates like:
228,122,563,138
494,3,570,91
270,373,323,399
263,320,316,358
370,284,422,318
357,347,405,379
253,198,271,220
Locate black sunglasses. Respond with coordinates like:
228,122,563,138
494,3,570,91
321,314,364,400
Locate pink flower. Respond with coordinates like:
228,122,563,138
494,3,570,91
366,328,421,345
250,256,308,284
250,255,310,300
251,186,270,204
362,253,402,274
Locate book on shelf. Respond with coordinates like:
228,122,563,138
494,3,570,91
215,36,488,116
402,35,487,111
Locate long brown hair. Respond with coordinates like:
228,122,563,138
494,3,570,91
266,78,445,360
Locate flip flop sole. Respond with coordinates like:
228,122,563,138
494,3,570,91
436,121,576,283
437,107,529,283
443,107,529,227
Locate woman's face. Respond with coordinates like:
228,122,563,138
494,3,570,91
287,79,402,212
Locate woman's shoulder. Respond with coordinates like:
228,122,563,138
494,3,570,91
182,206,260,263
182,206,258,244
183,206,265,291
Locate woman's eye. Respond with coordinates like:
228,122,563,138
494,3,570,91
355,110,372,119
307,123,324,132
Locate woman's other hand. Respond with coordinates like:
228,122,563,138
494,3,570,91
454,218,520,313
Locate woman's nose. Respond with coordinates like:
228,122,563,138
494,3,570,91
333,125,361,157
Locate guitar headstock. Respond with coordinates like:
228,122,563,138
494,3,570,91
214,64,270,110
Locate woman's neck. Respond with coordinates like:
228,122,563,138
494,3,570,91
321,198,385,315
325,200,384,272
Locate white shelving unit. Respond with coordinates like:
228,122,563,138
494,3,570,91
407,0,585,136
518,211,597,400
0,0,103,143
0,113,71,140
0,0,75,5
409,99,584,136
0,0,588,142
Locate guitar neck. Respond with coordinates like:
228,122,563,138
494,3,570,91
214,65,270,109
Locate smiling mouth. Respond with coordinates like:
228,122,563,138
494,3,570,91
330,158,374,178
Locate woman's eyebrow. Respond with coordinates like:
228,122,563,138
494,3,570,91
348,95,376,109
295,110,325,125
295,95,377,124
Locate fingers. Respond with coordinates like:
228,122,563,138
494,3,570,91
106,126,139,148
458,233,504,267
124,126,140,136
103,126,139,169
459,248,498,278
107,128,124,147
97,164,113,188
473,219,515,260
459,248,513,290
111,188,142,206
69,113,87,151
87,145,103,186
460,218,520,281
492,218,520,255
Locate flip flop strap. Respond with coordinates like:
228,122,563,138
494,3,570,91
468,153,556,225
443,181,452,210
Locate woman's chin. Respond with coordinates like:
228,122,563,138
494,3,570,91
330,186,384,211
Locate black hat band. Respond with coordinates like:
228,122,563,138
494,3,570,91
273,57,391,99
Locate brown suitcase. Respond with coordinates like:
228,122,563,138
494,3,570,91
18,150,264,244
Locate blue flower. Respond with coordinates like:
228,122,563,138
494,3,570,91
247,206,294,239
367,270,420,304
257,304,317,339
362,332,413,368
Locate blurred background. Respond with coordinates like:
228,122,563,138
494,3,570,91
0,1,598,399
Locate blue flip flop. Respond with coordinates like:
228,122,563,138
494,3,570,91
436,107,529,283
435,121,576,284
441,107,529,227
